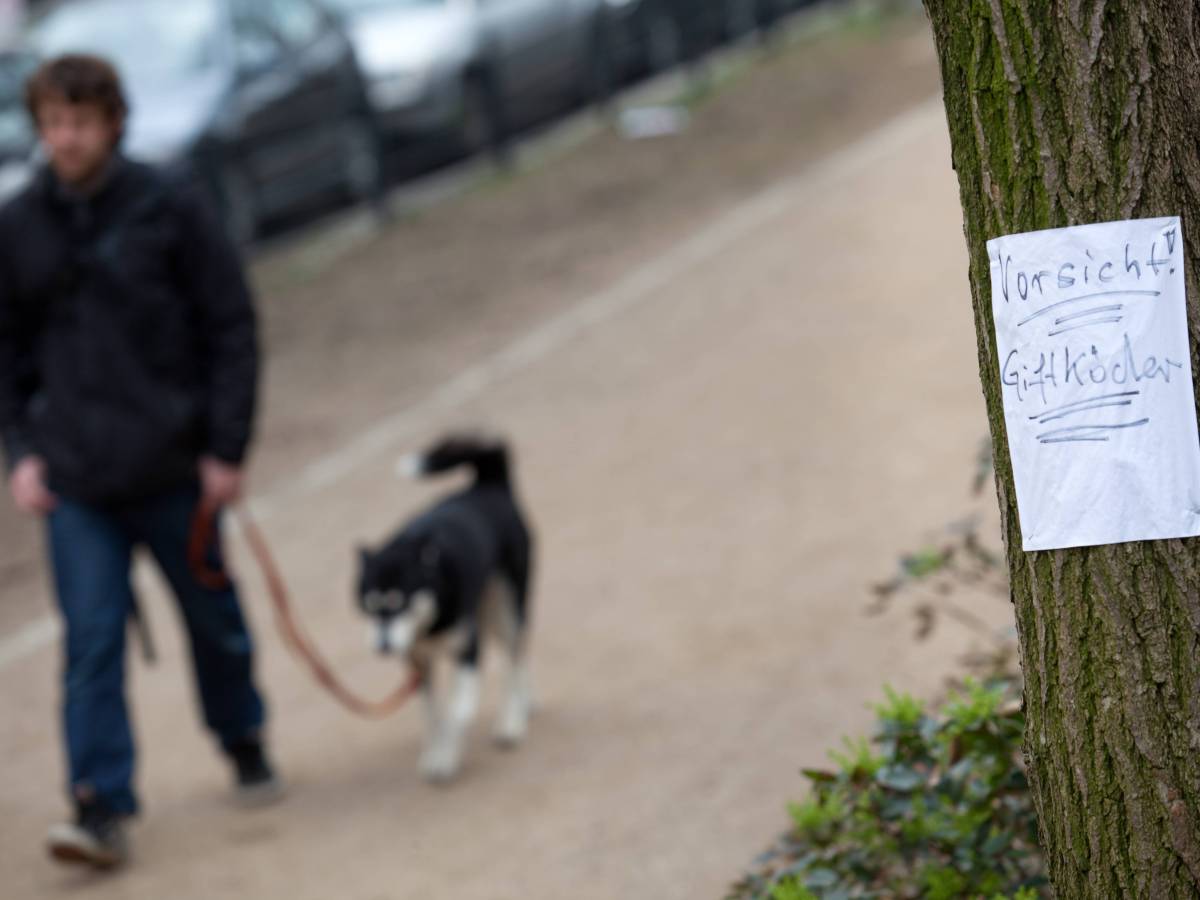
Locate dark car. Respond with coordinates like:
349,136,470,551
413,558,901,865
24,0,384,242
608,0,808,78
331,0,612,157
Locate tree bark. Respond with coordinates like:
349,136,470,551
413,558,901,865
922,2,1200,896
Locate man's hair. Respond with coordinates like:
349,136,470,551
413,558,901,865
24,54,128,125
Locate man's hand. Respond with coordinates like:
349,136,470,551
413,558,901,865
9,456,57,515
199,456,244,510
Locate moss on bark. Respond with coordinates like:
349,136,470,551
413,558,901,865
924,1,1200,895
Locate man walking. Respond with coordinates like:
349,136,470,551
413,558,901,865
0,55,280,870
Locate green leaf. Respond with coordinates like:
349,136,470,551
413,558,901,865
876,764,925,792
902,547,948,577
769,878,819,900
873,686,927,728
803,868,840,889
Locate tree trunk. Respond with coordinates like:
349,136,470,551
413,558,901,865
922,2,1200,896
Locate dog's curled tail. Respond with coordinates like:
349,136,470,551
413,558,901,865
399,433,510,486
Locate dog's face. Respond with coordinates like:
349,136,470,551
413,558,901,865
356,540,443,656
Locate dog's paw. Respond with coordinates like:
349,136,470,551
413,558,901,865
492,726,525,750
419,739,462,784
493,700,530,749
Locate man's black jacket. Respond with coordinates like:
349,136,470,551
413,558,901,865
0,159,259,504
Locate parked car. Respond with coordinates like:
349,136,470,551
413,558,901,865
605,0,680,77
607,0,809,78
329,0,612,153
23,0,385,242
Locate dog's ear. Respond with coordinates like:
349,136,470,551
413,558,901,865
357,546,372,570
420,541,441,569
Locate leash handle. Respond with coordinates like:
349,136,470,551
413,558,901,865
188,501,232,591
187,502,421,719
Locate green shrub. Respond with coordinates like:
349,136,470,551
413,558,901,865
731,447,1041,898
728,679,1044,899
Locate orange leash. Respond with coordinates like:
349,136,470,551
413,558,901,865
189,503,421,720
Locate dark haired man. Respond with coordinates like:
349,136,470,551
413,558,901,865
0,55,280,870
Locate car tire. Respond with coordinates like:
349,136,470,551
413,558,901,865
724,0,759,40
579,22,615,107
218,165,258,248
460,71,507,162
644,13,683,73
341,118,385,205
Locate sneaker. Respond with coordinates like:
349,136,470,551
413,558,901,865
228,738,284,808
47,800,129,870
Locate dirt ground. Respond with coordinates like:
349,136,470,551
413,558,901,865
0,10,1016,898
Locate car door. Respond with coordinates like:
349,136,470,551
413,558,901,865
262,0,361,189
477,0,579,116
228,0,313,213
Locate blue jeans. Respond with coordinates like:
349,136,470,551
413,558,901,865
47,485,266,815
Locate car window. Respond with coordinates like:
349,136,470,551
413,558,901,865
232,1,286,72
28,0,224,81
264,0,324,49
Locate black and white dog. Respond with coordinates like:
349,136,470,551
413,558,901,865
356,434,534,782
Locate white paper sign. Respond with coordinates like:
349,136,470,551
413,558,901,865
988,217,1200,551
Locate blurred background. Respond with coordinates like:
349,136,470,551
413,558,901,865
0,0,820,239
0,1,1017,898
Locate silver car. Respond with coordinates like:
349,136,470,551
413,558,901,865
330,0,611,152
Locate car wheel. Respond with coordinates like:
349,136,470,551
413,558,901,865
460,72,507,162
645,13,683,73
219,165,258,248
724,0,758,40
342,118,385,204
579,23,615,106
